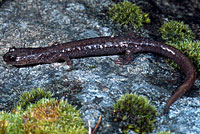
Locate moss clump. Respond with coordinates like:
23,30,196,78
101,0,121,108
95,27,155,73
22,98,87,134
113,93,157,134
0,111,24,134
157,131,174,134
17,88,53,110
167,40,200,77
0,98,88,134
160,20,195,43
160,20,200,76
109,1,150,29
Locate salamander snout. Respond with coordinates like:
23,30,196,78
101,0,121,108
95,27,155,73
3,54,17,62
3,47,17,62
3,47,44,66
3,53,17,63
3,47,22,65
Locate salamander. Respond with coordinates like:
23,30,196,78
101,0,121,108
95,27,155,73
3,36,196,113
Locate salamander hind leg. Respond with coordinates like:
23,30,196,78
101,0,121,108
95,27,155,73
63,57,73,66
115,49,133,65
56,53,73,66
62,56,73,66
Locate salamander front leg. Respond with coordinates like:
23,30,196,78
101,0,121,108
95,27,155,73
115,49,133,65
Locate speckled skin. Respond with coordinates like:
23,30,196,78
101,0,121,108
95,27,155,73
3,36,196,112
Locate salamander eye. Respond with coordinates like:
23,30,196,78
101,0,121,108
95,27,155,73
9,47,16,52
8,55,17,61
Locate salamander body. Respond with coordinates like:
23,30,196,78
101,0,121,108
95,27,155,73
3,36,196,112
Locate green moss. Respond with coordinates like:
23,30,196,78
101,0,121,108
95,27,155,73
89,65,97,69
0,111,25,134
113,93,157,134
167,40,200,77
0,98,88,134
22,98,87,134
160,21,195,43
109,1,150,29
157,131,174,134
17,88,53,110
160,21,200,77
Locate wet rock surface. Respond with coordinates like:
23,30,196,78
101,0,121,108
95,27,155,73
0,0,200,133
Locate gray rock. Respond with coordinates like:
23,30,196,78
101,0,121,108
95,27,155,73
0,0,199,134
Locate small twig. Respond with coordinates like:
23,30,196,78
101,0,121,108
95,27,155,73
92,115,102,134
88,119,92,134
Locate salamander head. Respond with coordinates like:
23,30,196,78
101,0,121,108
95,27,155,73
3,47,40,67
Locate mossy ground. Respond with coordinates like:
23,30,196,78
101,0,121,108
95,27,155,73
17,88,53,110
0,111,24,134
156,131,174,134
160,20,200,77
160,20,195,43
21,98,88,134
113,93,157,134
167,40,200,77
109,1,150,29
0,89,87,134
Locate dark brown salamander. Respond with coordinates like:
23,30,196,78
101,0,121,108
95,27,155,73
3,36,196,112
